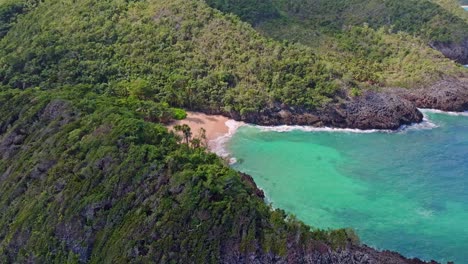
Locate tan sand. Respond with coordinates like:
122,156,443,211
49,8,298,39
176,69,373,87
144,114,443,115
168,112,230,142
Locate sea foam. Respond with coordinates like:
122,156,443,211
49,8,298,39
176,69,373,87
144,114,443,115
257,125,383,133
209,119,245,164
419,108,468,117
209,108,468,162
255,114,439,134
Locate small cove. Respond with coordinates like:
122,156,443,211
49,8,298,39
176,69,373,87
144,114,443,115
227,111,468,263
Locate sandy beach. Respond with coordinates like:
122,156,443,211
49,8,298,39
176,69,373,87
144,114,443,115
168,112,231,143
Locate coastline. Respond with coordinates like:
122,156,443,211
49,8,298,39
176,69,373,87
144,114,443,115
167,108,466,164
167,109,468,263
167,112,244,161
168,112,231,142
164,105,468,170
170,108,467,153
228,111,468,263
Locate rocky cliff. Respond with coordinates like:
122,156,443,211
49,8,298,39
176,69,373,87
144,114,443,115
431,39,468,65
218,78,468,130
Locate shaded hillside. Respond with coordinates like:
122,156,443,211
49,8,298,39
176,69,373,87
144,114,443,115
0,0,443,263
208,0,468,65
0,85,354,263
0,0,344,117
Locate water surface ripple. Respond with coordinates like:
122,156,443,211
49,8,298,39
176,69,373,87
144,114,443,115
228,112,468,263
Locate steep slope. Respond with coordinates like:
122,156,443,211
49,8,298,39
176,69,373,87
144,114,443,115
206,0,468,115
0,0,415,129
0,86,433,264
0,0,441,263
2,0,466,130
0,0,340,112
208,0,468,64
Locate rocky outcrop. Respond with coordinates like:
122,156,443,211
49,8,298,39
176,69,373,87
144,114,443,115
319,92,423,130
220,239,438,264
239,172,265,199
430,39,468,65
388,78,468,112
213,78,468,130
226,91,423,130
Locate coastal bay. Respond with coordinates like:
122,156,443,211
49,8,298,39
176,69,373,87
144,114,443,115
227,111,468,263
0,0,467,262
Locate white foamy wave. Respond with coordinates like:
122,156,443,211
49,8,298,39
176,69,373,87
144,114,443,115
397,116,438,132
209,119,245,164
254,121,438,134
419,108,468,117
209,110,447,161
256,125,385,133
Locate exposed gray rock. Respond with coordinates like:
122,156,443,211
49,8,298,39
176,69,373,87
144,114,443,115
219,241,437,264
0,129,26,159
224,91,423,130
388,78,468,112
430,39,468,65
202,77,468,131
319,92,423,130
40,99,76,125
55,220,94,263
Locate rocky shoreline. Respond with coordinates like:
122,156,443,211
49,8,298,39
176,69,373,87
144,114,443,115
214,78,468,263
210,77,468,131
238,169,440,264
220,243,440,264
431,39,468,65
388,78,468,112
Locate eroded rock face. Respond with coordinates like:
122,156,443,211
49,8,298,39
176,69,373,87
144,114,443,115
219,242,437,264
389,79,468,112
431,39,468,65
221,77,468,130
319,92,423,130
226,91,423,130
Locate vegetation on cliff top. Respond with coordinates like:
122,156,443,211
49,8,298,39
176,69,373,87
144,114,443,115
207,0,468,43
0,0,363,262
0,0,342,116
208,0,468,88
0,85,358,262
0,0,466,262
1,0,466,116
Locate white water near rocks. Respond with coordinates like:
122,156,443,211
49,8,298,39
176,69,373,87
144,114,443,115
227,111,468,262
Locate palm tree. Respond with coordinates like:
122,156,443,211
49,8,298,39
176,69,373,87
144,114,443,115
174,124,192,145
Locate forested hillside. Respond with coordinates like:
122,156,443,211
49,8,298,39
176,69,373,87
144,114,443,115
0,83,371,263
0,0,466,262
0,0,430,262
0,0,346,116
208,0,468,66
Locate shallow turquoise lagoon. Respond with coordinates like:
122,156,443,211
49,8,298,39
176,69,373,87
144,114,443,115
228,112,468,263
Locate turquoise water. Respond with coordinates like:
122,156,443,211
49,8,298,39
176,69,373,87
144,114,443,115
464,6,468,11
228,112,468,263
